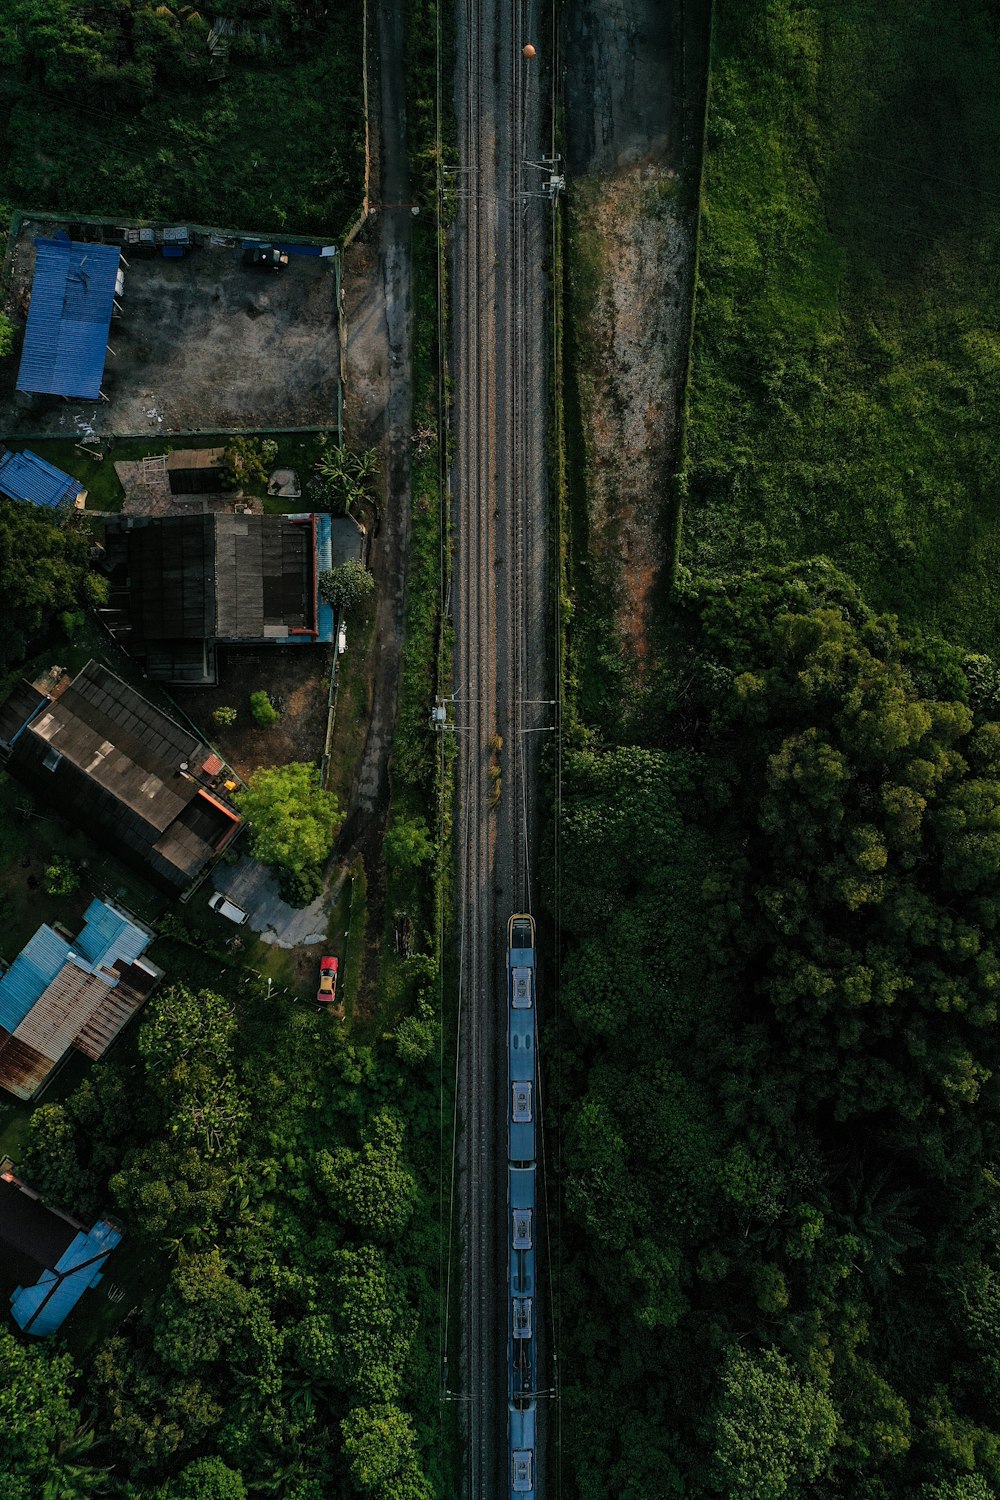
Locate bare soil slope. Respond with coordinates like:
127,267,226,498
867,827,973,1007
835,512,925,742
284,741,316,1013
565,2,707,667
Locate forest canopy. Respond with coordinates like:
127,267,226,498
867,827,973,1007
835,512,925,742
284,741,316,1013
556,562,1000,1497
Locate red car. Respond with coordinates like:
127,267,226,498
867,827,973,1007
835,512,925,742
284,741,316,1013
317,956,339,1005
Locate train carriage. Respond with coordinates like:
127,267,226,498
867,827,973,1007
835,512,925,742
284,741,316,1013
507,915,537,1499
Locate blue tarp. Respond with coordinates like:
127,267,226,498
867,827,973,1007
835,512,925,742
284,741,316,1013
11,1216,123,1337
0,449,81,509
16,238,120,399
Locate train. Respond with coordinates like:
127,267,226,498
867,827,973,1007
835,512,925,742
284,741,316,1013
507,913,537,1497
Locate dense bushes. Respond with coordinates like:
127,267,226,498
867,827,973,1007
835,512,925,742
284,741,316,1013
0,501,96,667
18,975,444,1496
556,563,1000,1496
0,0,364,234
685,0,1000,654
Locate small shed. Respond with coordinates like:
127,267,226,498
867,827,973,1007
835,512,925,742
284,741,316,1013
0,449,86,510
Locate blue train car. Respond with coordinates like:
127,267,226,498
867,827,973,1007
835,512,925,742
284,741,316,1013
509,1164,535,1407
508,914,536,1167
509,1403,536,1497
507,914,538,1498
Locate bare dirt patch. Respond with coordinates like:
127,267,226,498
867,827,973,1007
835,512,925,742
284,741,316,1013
570,169,691,665
565,1,708,668
0,221,340,439
169,643,333,781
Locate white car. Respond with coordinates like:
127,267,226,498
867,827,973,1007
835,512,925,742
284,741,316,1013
208,891,249,925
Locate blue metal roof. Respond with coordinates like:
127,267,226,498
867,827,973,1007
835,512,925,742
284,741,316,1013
0,449,81,509
0,900,151,1031
10,1216,122,1336
75,897,150,968
16,238,120,399
0,927,74,1031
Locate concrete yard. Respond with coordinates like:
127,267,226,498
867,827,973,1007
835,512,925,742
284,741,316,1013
0,223,340,439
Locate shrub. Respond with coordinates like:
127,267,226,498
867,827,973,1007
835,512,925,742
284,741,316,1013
249,691,280,727
212,706,238,728
278,864,325,908
319,560,375,613
42,857,79,897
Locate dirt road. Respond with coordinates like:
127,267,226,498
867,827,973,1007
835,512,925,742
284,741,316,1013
451,0,552,1494
337,0,413,938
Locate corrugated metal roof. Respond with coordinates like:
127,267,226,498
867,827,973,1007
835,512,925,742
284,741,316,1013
0,450,82,509
75,897,151,968
0,899,157,1098
10,1217,122,1337
0,927,74,1032
16,239,121,399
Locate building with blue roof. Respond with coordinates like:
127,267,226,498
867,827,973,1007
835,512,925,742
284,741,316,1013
0,1172,122,1339
0,897,162,1100
16,237,122,400
0,448,86,510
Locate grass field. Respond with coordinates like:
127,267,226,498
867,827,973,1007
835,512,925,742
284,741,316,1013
684,0,1000,651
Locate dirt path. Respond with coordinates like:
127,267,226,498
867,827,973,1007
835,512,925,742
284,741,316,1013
565,1,708,669
337,0,413,988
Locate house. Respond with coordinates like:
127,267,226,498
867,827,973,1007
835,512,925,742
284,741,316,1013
0,1167,122,1338
0,896,162,1099
5,659,242,889
16,237,123,401
0,449,87,510
103,511,335,684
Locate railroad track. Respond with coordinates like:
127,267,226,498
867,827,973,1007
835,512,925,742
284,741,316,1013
452,0,550,1494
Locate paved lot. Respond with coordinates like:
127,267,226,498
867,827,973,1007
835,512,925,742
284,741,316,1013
210,855,327,949
1,226,340,438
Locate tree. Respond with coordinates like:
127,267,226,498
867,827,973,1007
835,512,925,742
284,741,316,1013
235,763,341,888
0,502,94,667
383,816,433,876
308,443,378,516
0,1327,84,1500
161,1456,247,1500
42,856,80,897
341,1405,417,1493
0,311,15,359
319,561,375,613
18,1103,85,1212
220,438,278,492
316,1109,417,1239
709,1346,838,1498
328,1245,414,1402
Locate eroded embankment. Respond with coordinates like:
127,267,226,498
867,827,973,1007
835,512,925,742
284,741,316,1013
564,1,710,671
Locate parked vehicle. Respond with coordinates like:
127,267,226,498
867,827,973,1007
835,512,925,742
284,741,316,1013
242,246,288,270
208,891,249,925
317,955,339,1005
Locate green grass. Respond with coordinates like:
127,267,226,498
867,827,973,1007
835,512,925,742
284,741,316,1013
326,856,366,1021
13,433,326,515
685,0,1000,652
